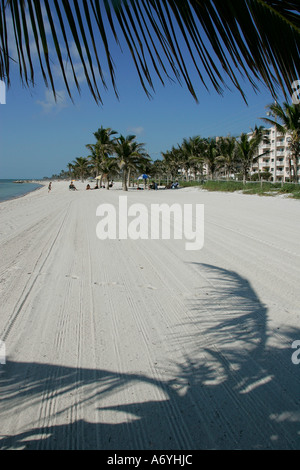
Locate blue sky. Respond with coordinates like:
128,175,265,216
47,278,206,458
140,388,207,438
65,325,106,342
0,5,287,180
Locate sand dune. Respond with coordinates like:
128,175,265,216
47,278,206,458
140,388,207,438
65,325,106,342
0,181,300,449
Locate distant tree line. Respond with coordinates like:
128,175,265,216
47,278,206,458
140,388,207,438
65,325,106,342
48,102,300,186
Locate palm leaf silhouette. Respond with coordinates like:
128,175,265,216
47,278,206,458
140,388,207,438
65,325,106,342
1,1,299,103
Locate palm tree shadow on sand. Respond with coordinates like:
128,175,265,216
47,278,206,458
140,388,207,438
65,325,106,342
0,263,299,450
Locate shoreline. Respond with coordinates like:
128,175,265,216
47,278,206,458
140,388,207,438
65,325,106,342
2,176,299,203
0,181,46,204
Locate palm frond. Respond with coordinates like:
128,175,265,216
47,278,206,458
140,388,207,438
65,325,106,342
1,1,299,103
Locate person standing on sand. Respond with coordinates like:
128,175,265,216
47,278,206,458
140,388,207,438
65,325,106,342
48,182,52,193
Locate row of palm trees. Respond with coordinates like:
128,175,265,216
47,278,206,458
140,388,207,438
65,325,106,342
156,102,300,184
59,102,299,187
66,128,268,188
157,127,270,184
68,127,150,191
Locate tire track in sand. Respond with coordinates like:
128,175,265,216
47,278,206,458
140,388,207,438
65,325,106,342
0,202,72,343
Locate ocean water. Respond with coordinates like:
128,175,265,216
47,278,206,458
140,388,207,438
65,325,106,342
0,179,43,202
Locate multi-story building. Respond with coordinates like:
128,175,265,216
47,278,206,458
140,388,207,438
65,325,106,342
176,126,299,182
251,126,300,183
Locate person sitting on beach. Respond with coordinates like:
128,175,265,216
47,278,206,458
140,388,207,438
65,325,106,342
69,182,77,191
171,181,179,189
86,184,91,190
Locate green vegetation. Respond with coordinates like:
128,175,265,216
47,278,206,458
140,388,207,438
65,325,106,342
262,102,300,183
52,126,150,190
50,101,299,194
191,180,300,199
158,129,272,185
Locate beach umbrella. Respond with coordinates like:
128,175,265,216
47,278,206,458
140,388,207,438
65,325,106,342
138,174,150,180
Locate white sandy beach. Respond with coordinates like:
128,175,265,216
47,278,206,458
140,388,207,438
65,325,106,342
0,181,300,450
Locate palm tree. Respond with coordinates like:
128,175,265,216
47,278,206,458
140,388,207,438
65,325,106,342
152,159,168,186
162,147,182,184
235,129,268,183
86,126,118,186
181,136,205,181
114,135,150,191
204,138,219,180
67,163,74,180
72,157,90,182
138,159,154,189
2,1,299,104
216,136,238,180
99,156,119,190
86,145,103,181
179,140,192,181
67,162,80,180
93,127,118,151
262,102,300,182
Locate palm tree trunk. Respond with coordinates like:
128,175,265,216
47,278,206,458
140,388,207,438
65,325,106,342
293,156,298,182
127,168,131,189
288,158,292,182
123,170,128,191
